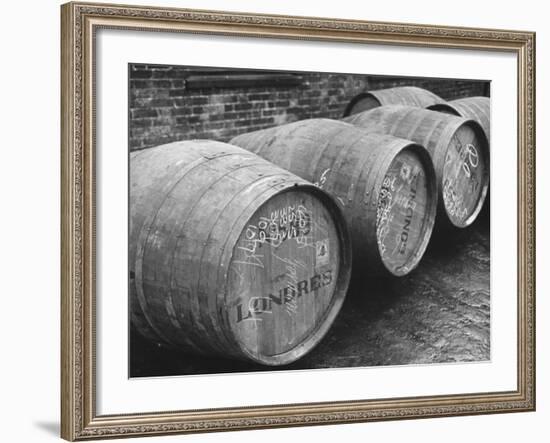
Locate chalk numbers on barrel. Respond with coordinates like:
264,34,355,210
462,144,479,178
233,204,312,269
443,134,481,224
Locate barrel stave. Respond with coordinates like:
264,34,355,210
197,173,305,357
134,150,254,353
130,140,352,365
465,98,490,139
430,97,490,141
130,145,213,347
345,106,489,228
232,119,437,276
343,86,445,116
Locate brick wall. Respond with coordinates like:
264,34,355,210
129,64,489,151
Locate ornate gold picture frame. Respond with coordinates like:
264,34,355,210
61,1,535,440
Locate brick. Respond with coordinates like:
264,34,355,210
131,79,171,89
234,119,254,127
128,69,487,153
202,104,225,114
151,80,172,88
222,95,239,103
232,111,247,119
174,116,191,126
248,93,271,101
156,108,174,118
132,118,154,128
169,89,187,97
274,100,290,107
150,98,174,108
170,99,186,107
130,80,151,89
202,121,225,130
250,117,274,126
275,90,291,97
306,89,322,97
143,134,176,147
131,108,158,119
146,125,174,136
171,107,192,116
130,96,151,108
208,113,228,122
189,97,208,105
151,69,176,79
130,69,153,79
234,103,252,111
132,88,168,99
129,127,149,138
297,98,314,106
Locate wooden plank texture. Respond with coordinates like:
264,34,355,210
345,106,489,228
231,119,437,276
429,96,491,142
343,86,445,116
129,140,352,365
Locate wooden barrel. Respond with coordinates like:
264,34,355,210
428,96,490,142
343,86,445,117
231,119,437,276
130,140,352,366
344,106,490,228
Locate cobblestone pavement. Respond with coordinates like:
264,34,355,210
130,212,490,377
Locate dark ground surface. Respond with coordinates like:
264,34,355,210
130,209,490,377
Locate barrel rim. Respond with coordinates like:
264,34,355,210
226,183,353,366
344,106,490,229
370,86,442,102
448,119,490,228
130,138,259,158
426,102,462,116
424,114,490,228
343,86,445,118
450,96,490,105
342,91,381,117
375,141,438,276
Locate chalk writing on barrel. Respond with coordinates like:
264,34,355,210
443,138,481,222
313,168,331,189
234,204,312,269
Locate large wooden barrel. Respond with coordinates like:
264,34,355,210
130,140,352,365
343,86,445,117
428,96,490,142
344,106,489,228
231,119,437,276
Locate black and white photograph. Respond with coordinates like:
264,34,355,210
1,0,544,441
129,65,491,378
